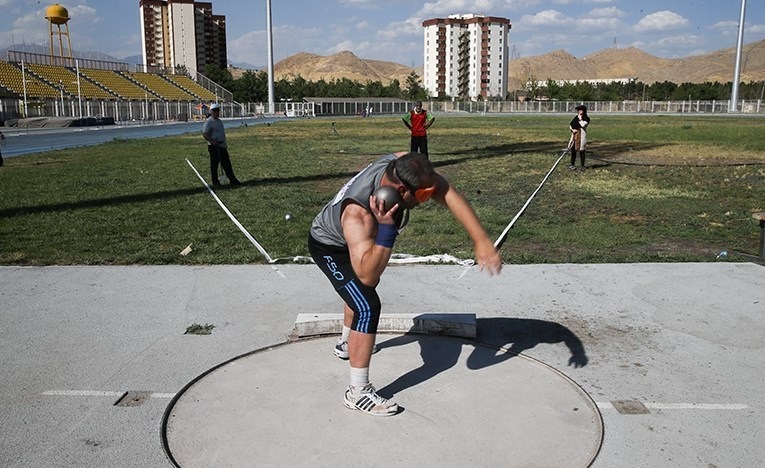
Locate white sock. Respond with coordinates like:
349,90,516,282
341,325,351,342
350,366,369,389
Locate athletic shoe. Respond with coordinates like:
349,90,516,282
579,166,587,172
334,339,379,360
568,165,577,171
343,384,398,416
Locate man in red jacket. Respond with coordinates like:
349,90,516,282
402,101,435,158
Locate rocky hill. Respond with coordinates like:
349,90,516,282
269,39,765,88
274,50,414,84
511,39,765,86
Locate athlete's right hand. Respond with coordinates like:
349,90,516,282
369,194,399,226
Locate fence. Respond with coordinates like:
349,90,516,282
422,99,764,114
2,98,764,125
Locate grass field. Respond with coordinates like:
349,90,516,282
1,114,763,265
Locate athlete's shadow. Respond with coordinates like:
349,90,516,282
376,317,588,399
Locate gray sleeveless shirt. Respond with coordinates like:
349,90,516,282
310,154,396,247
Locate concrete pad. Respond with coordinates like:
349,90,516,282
292,313,477,338
162,335,602,468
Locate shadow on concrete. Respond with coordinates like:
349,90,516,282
468,317,588,370
376,317,587,399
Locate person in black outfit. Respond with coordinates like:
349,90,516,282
0,129,5,167
568,105,590,172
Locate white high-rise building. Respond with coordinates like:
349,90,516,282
139,0,227,73
422,14,511,100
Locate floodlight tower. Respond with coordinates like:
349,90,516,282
729,0,747,112
45,3,73,64
266,0,275,116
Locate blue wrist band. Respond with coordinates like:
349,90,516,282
375,223,398,248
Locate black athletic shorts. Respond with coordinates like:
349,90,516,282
308,234,381,334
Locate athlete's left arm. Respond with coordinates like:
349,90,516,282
431,175,502,275
426,112,435,128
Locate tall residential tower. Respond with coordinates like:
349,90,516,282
422,14,511,100
139,0,227,73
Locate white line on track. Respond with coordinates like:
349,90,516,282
42,391,748,409
43,390,175,399
596,401,749,410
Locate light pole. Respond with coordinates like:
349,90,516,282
266,0,275,115
59,79,65,116
75,59,82,118
729,0,747,112
21,60,28,118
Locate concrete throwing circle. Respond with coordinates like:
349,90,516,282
162,335,602,468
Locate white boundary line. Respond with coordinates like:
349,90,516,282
41,390,749,410
458,149,568,279
186,158,285,278
43,390,176,399
493,149,568,249
596,401,749,410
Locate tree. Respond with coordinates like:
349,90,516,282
405,71,425,100
384,79,402,98
174,64,192,78
204,64,233,90
231,70,267,103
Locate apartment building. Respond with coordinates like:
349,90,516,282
422,14,511,100
139,0,227,73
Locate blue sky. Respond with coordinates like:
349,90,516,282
1,0,763,67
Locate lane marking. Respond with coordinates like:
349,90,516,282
186,158,285,278
43,390,124,397
596,401,749,410
42,391,748,410
43,390,176,399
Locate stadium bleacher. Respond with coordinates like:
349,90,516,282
26,63,116,100
80,68,159,101
0,61,59,99
124,71,197,101
163,74,218,102
1,59,223,103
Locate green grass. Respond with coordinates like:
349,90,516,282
1,115,763,265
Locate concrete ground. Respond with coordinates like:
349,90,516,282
1,262,763,467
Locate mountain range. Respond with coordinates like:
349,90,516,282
5,39,765,88
268,39,765,88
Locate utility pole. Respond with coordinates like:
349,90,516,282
266,0,275,116
729,0,747,112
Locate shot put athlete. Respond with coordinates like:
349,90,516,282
308,151,502,416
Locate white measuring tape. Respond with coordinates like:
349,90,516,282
186,158,285,278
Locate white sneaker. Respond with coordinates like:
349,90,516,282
333,339,379,360
343,383,398,416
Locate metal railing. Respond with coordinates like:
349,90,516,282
2,98,764,124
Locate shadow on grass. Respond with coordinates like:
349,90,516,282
0,140,666,218
0,169,354,218
430,140,668,168
375,317,587,399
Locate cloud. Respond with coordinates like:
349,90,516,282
634,11,689,32
553,0,616,4
588,7,626,19
68,5,101,25
418,0,503,18
640,34,704,57
229,25,334,65
520,9,571,28
341,0,374,5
